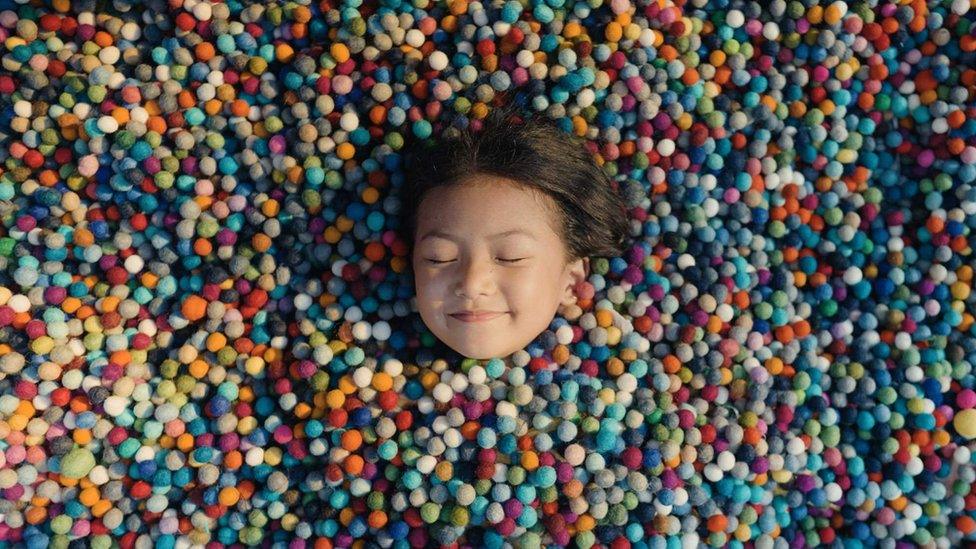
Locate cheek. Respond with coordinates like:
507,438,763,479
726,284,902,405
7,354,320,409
414,272,432,294
414,271,446,306
505,269,561,309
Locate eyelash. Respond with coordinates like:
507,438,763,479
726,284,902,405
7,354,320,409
426,258,525,264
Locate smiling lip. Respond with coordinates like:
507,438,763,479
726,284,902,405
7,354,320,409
449,311,506,322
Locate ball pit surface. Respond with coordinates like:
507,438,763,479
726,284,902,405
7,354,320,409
0,0,976,548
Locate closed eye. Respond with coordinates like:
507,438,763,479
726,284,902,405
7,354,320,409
424,258,526,264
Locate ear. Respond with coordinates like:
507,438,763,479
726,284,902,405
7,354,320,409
560,257,589,307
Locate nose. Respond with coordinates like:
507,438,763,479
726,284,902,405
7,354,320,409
454,256,496,299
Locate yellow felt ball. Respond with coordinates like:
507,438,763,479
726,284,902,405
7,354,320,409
951,281,971,300
954,409,976,439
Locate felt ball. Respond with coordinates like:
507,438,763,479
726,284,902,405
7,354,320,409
954,409,976,439
59,448,96,479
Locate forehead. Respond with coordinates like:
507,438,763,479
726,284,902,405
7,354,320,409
414,175,560,239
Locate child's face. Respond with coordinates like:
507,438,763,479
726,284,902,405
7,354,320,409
411,174,588,360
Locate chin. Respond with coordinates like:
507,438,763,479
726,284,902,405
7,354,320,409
456,348,498,360
453,344,512,361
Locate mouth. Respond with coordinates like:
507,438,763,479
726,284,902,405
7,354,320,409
449,311,507,323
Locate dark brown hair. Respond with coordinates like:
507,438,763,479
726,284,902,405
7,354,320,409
396,106,630,264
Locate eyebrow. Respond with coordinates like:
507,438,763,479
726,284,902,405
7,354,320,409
418,229,536,242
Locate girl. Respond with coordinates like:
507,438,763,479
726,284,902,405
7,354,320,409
397,106,631,360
